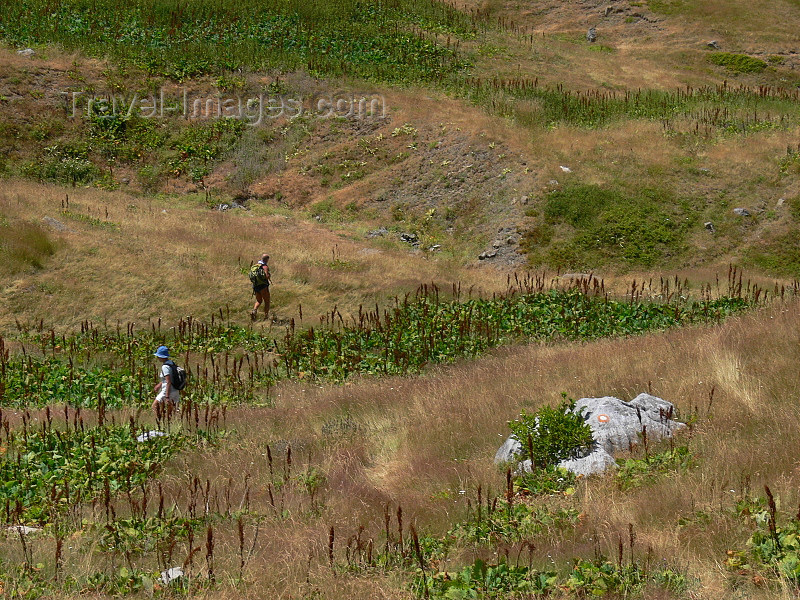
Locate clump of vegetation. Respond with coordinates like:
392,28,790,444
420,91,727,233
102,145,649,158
0,423,186,524
0,0,473,82
616,445,695,490
708,52,768,74
0,216,55,274
467,80,799,131
419,556,691,598
747,231,800,277
527,183,696,269
449,498,580,544
726,486,800,588
507,397,594,468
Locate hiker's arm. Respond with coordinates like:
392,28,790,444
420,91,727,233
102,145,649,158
164,373,172,396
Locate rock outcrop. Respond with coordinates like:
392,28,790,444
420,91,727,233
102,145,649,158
495,393,685,476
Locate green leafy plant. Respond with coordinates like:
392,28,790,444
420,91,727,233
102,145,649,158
726,487,800,587
0,424,187,524
507,397,594,468
616,445,694,491
418,556,691,598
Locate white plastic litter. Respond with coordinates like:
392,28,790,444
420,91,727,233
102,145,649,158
160,567,184,585
137,430,167,442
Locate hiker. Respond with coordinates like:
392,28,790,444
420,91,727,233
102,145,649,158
152,345,181,418
249,253,271,321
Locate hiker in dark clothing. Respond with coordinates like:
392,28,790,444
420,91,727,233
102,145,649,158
249,254,271,320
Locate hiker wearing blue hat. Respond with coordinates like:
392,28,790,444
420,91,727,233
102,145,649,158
152,345,183,418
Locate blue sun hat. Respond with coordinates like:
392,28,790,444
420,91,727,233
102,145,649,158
154,345,170,359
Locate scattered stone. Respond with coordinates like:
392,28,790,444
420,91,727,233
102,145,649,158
704,221,715,233
478,250,498,260
400,232,419,245
494,393,684,477
520,195,529,205
707,40,720,50
160,567,184,586
7,525,41,536
16,48,34,57
604,6,614,17
42,216,72,232
367,227,388,238
548,179,559,186
216,203,231,211
506,237,516,245
121,177,130,184
559,165,572,173
429,244,442,252
777,197,786,207
137,430,167,443
587,27,597,43
492,240,501,249
733,207,751,217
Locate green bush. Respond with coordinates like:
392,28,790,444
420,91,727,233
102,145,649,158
708,52,767,74
507,397,594,468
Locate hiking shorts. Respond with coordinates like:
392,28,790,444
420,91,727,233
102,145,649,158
253,283,270,293
155,389,180,406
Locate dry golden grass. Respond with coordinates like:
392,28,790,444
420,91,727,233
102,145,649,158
66,295,792,599
0,180,508,331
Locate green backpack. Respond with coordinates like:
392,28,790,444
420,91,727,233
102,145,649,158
249,263,269,287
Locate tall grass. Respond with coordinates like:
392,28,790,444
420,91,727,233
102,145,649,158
0,216,56,274
465,78,800,132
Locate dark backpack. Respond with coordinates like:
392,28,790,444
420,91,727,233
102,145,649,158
166,360,188,391
248,263,269,287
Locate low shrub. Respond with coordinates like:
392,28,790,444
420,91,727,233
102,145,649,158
708,52,767,74
507,397,594,468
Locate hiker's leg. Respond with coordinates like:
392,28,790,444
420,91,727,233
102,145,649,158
252,294,261,312
262,289,271,317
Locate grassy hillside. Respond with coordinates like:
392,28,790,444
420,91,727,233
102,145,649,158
3,1,800,598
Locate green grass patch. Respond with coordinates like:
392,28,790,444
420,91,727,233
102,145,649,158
708,52,767,74
0,0,472,82
527,183,697,269
647,0,688,15
746,230,800,278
